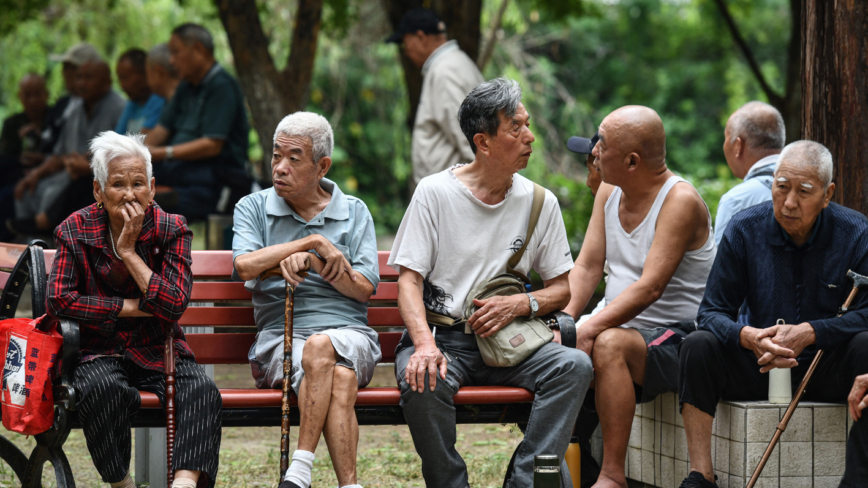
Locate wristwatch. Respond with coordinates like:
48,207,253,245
526,292,539,319
165,145,174,159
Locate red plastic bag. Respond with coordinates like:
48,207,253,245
0,316,63,435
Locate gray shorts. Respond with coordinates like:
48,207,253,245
631,321,694,404
15,170,72,219
248,324,381,393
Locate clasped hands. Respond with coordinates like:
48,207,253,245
406,294,528,393
277,235,356,287
740,322,817,373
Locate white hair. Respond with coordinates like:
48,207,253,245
775,140,834,188
273,112,334,163
728,101,786,150
89,131,153,190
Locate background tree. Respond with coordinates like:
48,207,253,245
801,0,868,215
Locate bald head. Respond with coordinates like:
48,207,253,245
599,105,666,166
18,73,48,122
76,59,112,105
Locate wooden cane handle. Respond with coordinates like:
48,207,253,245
260,264,310,281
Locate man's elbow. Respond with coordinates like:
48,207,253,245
551,286,571,311
234,257,255,281
205,139,224,158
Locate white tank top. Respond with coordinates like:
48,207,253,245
604,176,717,329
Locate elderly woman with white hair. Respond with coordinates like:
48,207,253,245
232,112,379,488
46,131,222,488
677,140,868,488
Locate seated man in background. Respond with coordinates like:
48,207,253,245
391,78,592,488
715,101,785,243
146,43,181,108
42,42,100,153
563,106,716,488
115,48,164,135
679,140,868,488
146,23,250,222
232,112,379,488
0,74,49,241
10,56,124,236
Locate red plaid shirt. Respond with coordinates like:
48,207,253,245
47,203,195,371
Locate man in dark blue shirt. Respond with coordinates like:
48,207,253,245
144,23,250,222
677,140,868,488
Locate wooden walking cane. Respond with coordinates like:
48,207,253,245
260,264,310,482
746,269,868,487
166,325,177,487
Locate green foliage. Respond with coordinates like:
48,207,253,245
0,0,51,37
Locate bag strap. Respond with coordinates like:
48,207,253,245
506,183,546,282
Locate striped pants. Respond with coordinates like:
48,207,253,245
73,357,223,486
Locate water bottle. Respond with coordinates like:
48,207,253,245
534,454,560,488
768,319,793,404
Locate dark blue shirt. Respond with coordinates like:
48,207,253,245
697,201,868,357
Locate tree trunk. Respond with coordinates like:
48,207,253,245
383,0,482,129
801,0,868,215
215,0,323,181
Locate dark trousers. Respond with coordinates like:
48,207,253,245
73,357,223,486
679,330,868,486
153,159,220,222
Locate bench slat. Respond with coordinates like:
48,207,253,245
186,331,402,364
139,386,534,409
189,281,398,302
179,307,404,327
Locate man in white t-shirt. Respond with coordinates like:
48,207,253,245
563,106,716,488
389,78,593,488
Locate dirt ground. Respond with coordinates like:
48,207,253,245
0,363,525,487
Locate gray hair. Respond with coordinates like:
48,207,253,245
89,131,153,190
147,43,176,77
776,140,834,188
273,112,334,163
728,101,786,150
458,78,523,154
172,23,214,56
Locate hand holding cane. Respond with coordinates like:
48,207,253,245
747,269,868,487
261,263,310,482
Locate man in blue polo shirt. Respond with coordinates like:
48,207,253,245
232,112,378,488
145,23,249,222
114,48,164,135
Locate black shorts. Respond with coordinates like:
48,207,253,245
632,320,693,404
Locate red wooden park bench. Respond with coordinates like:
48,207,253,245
0,241,537,487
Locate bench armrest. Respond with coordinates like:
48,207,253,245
53,319,80,411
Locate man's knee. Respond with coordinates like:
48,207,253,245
680,330,720,365
592,328,640,368
847,332,868,373
543,346,593,390
301,334,337,373
330,366,358,407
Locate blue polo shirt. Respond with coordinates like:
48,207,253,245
231,179,379,331
115,94,164,134
714,154,778,246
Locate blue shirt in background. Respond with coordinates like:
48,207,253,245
698,201,868,357
115,94,164,134
231,179,379,331
714,154,778,246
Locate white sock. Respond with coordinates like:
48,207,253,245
109,473,136,488
284,450,316,487
340,484,363,488
172,478,198,488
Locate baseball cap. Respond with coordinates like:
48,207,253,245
385,8,446,44
49,42,102,66
567,131,600,155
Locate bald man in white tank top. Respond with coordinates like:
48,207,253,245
562,106,716,488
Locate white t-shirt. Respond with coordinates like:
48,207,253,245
388,166,574,319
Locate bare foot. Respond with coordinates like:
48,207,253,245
591,473,628,488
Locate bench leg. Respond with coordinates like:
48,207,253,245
0,433,29,484
23,444,75,488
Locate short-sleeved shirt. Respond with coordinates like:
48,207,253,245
159,63,249,169
232,179,379,331
115,94,165,134
388,166,574,319
54,91,126,155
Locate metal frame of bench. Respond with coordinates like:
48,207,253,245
0,243,536,487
